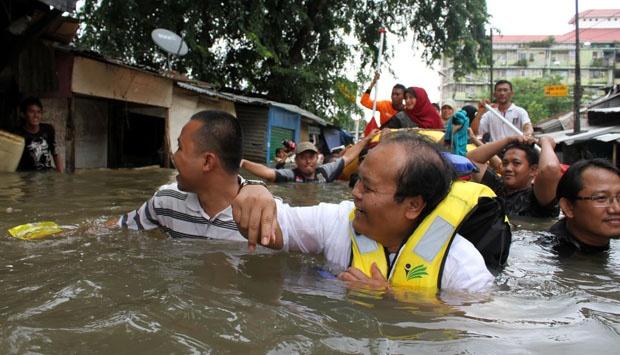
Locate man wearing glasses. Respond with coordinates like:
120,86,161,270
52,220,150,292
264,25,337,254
548,159,620,255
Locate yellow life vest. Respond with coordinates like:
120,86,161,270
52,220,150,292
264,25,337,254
349,180,497,291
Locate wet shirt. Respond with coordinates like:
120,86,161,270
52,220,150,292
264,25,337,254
119,182,245,241
276,200,494,292
544,218,609,257
481,169,559,218
274,158,345,183
15,123,56,171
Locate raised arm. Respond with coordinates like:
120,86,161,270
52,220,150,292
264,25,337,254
240,159,277,182
471,100,489,135
342,130,379,166
359,72,380,109
533,136,562,207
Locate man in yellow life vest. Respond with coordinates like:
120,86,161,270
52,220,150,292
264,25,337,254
246,132,507,293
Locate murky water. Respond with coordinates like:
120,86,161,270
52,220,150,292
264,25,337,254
1,169,618,353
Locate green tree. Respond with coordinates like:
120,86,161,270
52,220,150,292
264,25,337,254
512,76,573,123
76,0,490,125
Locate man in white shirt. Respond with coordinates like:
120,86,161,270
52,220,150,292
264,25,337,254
472,80,533,142
266,132,497,293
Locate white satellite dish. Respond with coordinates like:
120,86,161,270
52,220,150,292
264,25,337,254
151,28,189,56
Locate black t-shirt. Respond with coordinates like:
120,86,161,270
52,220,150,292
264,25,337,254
481,169,559,218
274,158,345,183
543,218,609,257
15,123,57,171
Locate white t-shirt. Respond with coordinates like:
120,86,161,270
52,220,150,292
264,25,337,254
276,200,494,292
479,103,531,142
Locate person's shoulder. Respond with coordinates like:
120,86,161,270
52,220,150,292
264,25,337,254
510,104,528,115
39,123,55,131
154,182,189,200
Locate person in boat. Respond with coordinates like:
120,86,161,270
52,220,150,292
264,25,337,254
384,87,443,129
247,132,511,293
471,80,533,142
240,132,378,183
359,71,406,136
14,96,63,172
113,110,279,251
467,134,562,218
545,159,620,256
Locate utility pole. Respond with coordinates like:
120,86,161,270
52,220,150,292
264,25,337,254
490,28,494,100
573,0,581,134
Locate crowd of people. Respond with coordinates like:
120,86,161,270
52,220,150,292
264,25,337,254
10,75,619,297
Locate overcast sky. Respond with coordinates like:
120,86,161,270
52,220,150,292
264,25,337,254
361,0,619,122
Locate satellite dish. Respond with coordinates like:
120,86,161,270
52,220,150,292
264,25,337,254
151,28,189,56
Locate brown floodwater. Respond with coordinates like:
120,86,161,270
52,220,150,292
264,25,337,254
0,168,618,353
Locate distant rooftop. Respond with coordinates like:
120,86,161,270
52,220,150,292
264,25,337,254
569,9,620,24
494,28,620,44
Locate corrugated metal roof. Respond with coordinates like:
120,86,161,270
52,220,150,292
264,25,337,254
594,133,620,142
176,82,327,126
540,125,620,145
589,107,620,113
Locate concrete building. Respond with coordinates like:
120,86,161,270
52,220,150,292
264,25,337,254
440,9,620,108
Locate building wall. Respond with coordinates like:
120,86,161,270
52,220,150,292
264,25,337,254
73,96,108,168
40,97,68,168
168,87,236,153
236,103,269,163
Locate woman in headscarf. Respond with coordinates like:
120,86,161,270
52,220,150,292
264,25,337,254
384,86,444,129
403,87,443,129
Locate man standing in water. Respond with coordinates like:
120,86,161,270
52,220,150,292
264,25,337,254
241,133,377,183
547,159,620,256
359,72,406,135
471,80,533,142
15,97,63,172
467,135,561,218
114,110,279,251
248,132,506,292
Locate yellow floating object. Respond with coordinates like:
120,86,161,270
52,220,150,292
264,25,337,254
8,221,63,240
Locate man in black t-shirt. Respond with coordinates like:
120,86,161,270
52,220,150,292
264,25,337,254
544,159,620,256
15,97,63,172
467,135,561,218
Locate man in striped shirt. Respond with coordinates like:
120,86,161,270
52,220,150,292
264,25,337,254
116,110,279,251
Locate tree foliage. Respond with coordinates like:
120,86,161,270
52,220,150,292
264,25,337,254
512,76,573,123
76,0,490,125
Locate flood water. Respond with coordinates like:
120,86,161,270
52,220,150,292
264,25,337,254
1,168,618,353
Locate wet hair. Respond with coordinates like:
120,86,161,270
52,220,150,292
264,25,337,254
461,105,477,121
20,96,43,114
502,142,539,166
494,79,513,91
190,110,242,174
382,131,455,217
392,84,406,93
556,158,620,202
404,87,417,99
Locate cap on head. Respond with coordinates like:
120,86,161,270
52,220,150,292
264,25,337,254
295,141,318,154
441,99,457,110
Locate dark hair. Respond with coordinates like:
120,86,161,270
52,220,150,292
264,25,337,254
190,110,242,174
20,96,43,114
502,142,539,166
461,105,477,121
557,158,620,201
393,84,406,93
432,103,440,111
382,132,455,217
404,87,417,99
494,80,513,91
275,147,285,155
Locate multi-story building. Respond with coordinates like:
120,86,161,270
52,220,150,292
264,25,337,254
440,9,620,107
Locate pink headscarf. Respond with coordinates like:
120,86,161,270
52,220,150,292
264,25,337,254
404,87,443,129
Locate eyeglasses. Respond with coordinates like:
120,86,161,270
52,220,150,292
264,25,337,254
574,194,620,207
